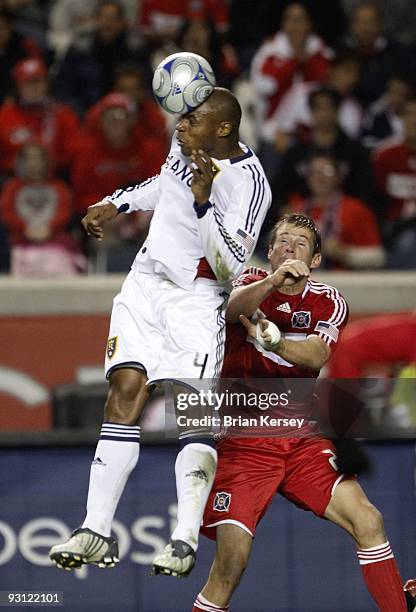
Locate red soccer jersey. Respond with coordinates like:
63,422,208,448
219,268,348,437
373,140,416,220
222,268,349,380
0,101,80,174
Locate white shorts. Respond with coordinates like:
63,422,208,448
104,270,229,384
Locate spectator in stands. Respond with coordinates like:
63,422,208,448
0,141,85,276
140,0,229,48
265,48,363,153
229,0,346,71
373,98,416,268
85,64,170,146
344,1,414,109
54,1,150,116
72,92,165,215
0,7,42,102
4,0,52,52
73,92,165,271
361,73,415,149
176,17,240,89
250,2,332,146
0,57,80,183
341,0,416,47
47,0,137,57
290,152,384,269
270,87,376,217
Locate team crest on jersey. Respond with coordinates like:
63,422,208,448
292,311,311,328
211,160,221,178
213,491,231,512
107,336,118,359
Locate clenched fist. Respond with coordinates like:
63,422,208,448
81,200,118,240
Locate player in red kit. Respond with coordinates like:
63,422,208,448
192,214,407,612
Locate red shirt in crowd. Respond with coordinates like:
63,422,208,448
71,129,166,214
290,193,382,268
373,140,416,220
140,0,229,34
84,97,169,151
1,176,73,244
0,101,80,175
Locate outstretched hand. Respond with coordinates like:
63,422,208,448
190,149,215,205
81,201,118,240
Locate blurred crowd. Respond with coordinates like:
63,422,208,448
1,0,416,276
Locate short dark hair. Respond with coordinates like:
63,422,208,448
308,86,342,111
332,47,363,71
270,213,321,254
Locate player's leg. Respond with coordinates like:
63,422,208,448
152,283,228,576
190,436,282,608
192,524,253,611
280,437,406,611
151,388,218,577
49,368,150,570
325,479,407,612
81,368,151,535
50,272,159,570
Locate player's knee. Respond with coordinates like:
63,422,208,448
105,369,147,421
352,503,385,544
215,547,249,589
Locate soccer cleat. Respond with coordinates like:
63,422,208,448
404,579,416,612
151,539,196,578
49,527,119,571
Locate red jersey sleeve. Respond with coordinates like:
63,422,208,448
232,267,269,288
308,285,349,347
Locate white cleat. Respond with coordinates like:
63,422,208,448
49,528,119,571
151,539,196,578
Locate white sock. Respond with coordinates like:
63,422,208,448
82,422,140,537
171,443,217,551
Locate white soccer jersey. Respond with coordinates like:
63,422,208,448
106,136,272,289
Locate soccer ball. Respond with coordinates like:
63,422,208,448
152,52,216,115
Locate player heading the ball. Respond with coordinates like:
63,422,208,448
152,51,216,115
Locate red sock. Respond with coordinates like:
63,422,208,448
357,542,406,611
193,592,229,611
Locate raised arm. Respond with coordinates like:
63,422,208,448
190,150,271,282
226,259,311,323
81,175,160,240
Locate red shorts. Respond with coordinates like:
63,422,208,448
202,436,354,539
